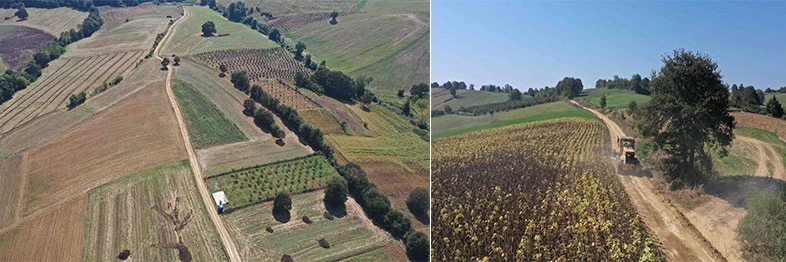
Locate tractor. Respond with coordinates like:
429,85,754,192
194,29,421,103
617,136,637,173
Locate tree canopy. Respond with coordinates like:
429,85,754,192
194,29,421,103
201,21,216,37
324,177,348,207
273,192,292,213
766,96,784,118
637,49,734,187
554,77,583,98
406,187,429,217
15,6,28,20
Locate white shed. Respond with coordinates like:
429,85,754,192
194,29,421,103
212,191,228,206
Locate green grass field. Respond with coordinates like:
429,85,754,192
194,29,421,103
0,58,6,73
765,93,786,105
216,0,361,16
0,7,87,35
577,88,651,110
83,160,226,261
710,127,786,177
286,0,429,94
206,155,340,211
433,101,596,138
223,190,391,261
160,6,279,56
173,80,246,149
432,88,509,110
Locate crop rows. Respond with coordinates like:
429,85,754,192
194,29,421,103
267,12,345,33
258,80,318,110
0,50,142,134
189,47,310,82
205,155,340,211
432,119,650,261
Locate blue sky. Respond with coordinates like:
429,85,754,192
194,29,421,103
432,1,786,90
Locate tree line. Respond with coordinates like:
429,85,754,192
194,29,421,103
2,0,186,11
1,7,103,106
294,68,372,101
595,73,651,95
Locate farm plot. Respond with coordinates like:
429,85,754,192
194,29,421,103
217,0,360,17
732,111,786,140
0,25,54,71
159,6,279,56
0,196,87,262
66,14,175,57
257,80,318,110
299,108,345,134
432,118,656,261
189,47,310,82
0,7,87,35
206,155,340,211
224,190,392,262
0,50,143,133
198,139,313,177
99,3,182,30
0,153,24,229
21,81,186,215
173,81,246,149
299,88,369,136
267,12,349,33
82,160,226,262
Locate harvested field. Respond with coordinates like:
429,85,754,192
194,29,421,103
0,196,87,261
0,7,87,35
217,0,360,17
224,190,392,262
0,50,144,133
206,155,339,211
198,139,312,177
83,160,226,261
299,108,345,134
99,3,181,30
257,80,318,110
66,15,174,57
732,111,786,140
189,48,310,82
173,80,246,149
0,58,166,160
0,25,54,71
0,153,23,229
159,6,278,56
299,89,369,136
267,12,349,33
22,80,186,215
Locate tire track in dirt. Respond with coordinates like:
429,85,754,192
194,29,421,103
570,100,722,261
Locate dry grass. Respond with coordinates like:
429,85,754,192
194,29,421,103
198,139,312,177
23,81,186,215
82,160,226,261
0,196,87,261
258,80,318,110
299,108,344,134
732,111,786,140
0,7,87,35
0,154,23,229
99,3,181,30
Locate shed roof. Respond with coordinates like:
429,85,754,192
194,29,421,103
212,191,228,206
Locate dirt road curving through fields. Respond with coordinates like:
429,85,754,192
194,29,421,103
154,7,243,262
570,100,722,262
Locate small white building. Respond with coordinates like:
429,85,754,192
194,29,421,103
212,191,228,206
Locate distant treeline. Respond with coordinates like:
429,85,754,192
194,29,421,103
595,73,651,95
1,7,103,106
432,77,584,116
0,0,186,11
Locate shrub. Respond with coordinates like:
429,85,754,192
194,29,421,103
266,226,274,233
118,249,131,260
404,230,429,261
302,216,312,224
317,238,330,248
323,211,334,220
280,254,293,262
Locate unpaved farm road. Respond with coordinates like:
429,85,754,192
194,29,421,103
570,100,721,261
154,7,243,262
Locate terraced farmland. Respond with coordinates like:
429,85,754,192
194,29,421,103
190,47,310,82
206,155,340,211
0,50,143,134
432,118,656,260
258,80,318,110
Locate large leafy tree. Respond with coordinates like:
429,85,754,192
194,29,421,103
766,96,784,118
637,49,735,187
15,6,28,20
201,21,216,37
324,177,348,207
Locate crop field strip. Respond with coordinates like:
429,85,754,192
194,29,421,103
189,47,310,82
0,8,88,35
205,155,340,211
258,80,319,110
267,12,350,33
173,81,247,149
0,50,142,133
432,118,652,261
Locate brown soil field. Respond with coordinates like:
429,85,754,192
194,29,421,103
0,25,54,71
189,47,310,82
99,3,182,30
198,139,313,177
0,7,87,35
0,58,166,160
68,12,178,57
0,153,24,229
22,80,186,215
83,161,226,261
299,108,345,134
732,111,786,140
0,50,144,133
267,12,349,33
0,196,87,261
258,80,319,110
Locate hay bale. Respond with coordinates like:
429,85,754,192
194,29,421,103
323,212,333,220
118,249,131,260
317,238,330,248
302,216,312,224
280,254,294,262
266,226,274,233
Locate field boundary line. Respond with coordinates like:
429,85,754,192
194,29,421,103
13,151,29,223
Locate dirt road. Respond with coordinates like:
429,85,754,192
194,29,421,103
570,100,721,261
154,7,242,262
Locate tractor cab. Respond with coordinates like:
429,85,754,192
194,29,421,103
617,136,637,172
